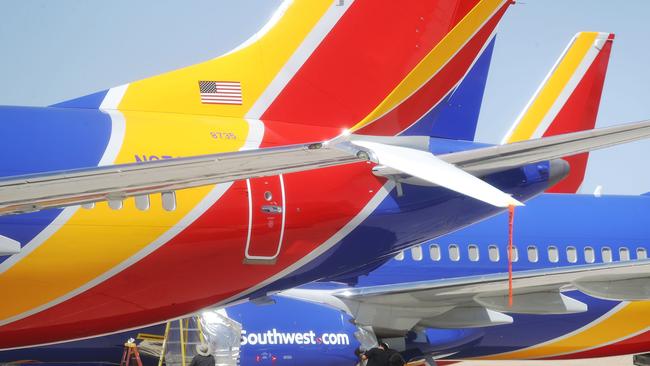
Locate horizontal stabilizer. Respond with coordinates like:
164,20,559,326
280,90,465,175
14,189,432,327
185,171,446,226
350,140,523,207
1,119,649,216
0,142,359,215
443,119,650,175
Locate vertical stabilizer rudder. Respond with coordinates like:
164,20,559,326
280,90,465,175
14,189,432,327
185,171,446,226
54,0,513,142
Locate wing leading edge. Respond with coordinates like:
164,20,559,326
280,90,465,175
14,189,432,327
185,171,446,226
282,259,650,333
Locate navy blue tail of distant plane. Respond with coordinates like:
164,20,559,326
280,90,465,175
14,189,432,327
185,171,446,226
401,36,496,141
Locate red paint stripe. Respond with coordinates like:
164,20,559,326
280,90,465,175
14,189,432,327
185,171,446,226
356,2,508,136
0,1,507,348
549,329,650,359
545,36,613,193
0,162,384,348
262,0,481,133
202,97,242,100
202,98,243,101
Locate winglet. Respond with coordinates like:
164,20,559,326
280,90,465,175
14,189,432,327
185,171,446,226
501,32,614,193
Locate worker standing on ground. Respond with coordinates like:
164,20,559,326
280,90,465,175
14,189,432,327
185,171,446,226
189,343,215,366
386,345,406,366
361,342,390,366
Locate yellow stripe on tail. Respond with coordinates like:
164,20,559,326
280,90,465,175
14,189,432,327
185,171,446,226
502,32,613,143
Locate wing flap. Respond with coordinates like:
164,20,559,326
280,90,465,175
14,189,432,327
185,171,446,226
419,306,513,328
573,273,650,300
282,260,650,334
314,260,650,332
474,290,588,314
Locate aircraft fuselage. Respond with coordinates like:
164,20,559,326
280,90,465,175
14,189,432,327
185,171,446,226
0,105,557,349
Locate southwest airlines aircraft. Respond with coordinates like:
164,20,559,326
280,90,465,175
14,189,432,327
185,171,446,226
4,26,650,365
0,0,649,356
7,189,649,366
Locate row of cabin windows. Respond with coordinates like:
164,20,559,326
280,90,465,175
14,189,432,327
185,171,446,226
395,244,649,264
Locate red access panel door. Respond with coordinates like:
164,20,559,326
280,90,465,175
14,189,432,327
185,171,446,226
244,175,286,263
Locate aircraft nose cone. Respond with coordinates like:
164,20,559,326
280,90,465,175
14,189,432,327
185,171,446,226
548,158,570,188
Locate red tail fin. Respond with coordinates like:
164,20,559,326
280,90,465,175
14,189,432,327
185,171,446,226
502,32,614,193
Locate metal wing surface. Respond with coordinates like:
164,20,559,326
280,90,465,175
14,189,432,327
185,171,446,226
1,120,649,215
283,260,650,333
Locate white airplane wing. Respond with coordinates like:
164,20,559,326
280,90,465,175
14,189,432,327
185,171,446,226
0,120,649,215
283,259,650,333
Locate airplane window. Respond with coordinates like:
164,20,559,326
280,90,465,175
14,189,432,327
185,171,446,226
507,245,518,262
637,247,647,260
468,244,479,262
567,246,578,263
619,247,630,261
527,245,538,263
411,245,423,261
429,244,441,261
548,246,559,263
449,244,460,262
488,245,499,262
584,247,595,263
395,251,404,261
602,247,612,262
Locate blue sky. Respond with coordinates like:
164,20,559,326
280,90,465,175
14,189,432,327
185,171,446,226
1,0,649,194
476,0,650,195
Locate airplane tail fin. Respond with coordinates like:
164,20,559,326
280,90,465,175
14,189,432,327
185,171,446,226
55,0,512,140
501,32,614,193
398,35,496,141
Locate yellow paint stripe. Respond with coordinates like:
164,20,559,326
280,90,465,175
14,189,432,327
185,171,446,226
506,32,598,142
0,113,248,320
119,0,332,118
482,301,650,360
350,0,505,132
0,0,335,320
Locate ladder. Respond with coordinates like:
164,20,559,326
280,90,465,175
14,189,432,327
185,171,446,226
120,338,144,366
159,317,204,366
158,311,241,366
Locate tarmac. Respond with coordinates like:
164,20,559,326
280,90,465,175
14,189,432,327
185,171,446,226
456,355,632,365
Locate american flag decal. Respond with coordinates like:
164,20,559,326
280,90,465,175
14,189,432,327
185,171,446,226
199,81,242,105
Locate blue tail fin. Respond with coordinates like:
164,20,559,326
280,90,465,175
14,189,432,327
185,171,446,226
402,35,496,141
